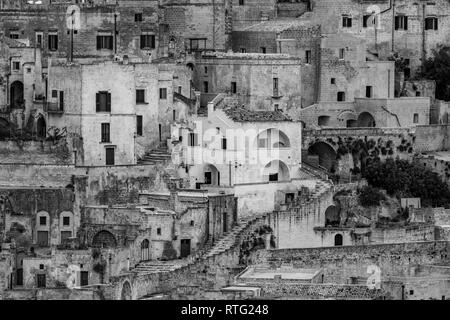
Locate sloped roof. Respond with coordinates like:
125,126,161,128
223,105,292,122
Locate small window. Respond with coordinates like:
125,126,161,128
409,290,414,295
36,32,43,47
39,264,44,270
269,173,278,182
222,138,227,150
101,123,110,142
366,86,373,98
363,15,371,28
231,82,237,94
136,89,145,104
305,50,311,64
140,34,155,49
157,228,161,235
239,0,244,5
12,61,20,70
96,34,113,50
188,132,198,146
135,13,142,22
48,33,58,51
395,15,408,30
273,78,279,97
339,48,345,59
240,48,246,53
190,220,194,226
63,216,70,226
425,17,438,30
413,113,419,123
9,31,19,39
52,90,58,98
39,216,47,226
342,15,352,28
260,47,266,53
331,78,336,84
26,68,31,73
189,38,206,51
203,81,209,93
105,147,115,166
159,88,167,100
204,66,208,74
337,91,345,101
96,91,111,112
416,91,421,97
137,115,143,136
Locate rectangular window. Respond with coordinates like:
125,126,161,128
203,81,209,93
135,13,142,22
239,0,244,5
273,78,279,97
416,91,421,97
52,90,58,98
36,32,43,47
105,147,115,166
101,123,110,142
136,89,145,104
63,216,70,226
366,86,373,98
140,34,155,49
337,91,345,101
260,47,266,53
363,15,371,28
12,61,20,71
37,231,48,247
189,38,206,51
413,113,419,123
159,88,167,100
96,91,111,112
59,91,64,111
240,48,246,53
9,31,19,39
137,115,143,136
157,228,161,235
339,48,345,59
331,78,336,84
269,173,278,182
395,15,408,30
425,17,438,30
188,132,198,146
96,35,113,50
342,15,352,28
305,50,311,64
40,216,47,226
204,66,208,74
48,33,58,51
231,82,237,94
222,138,227,150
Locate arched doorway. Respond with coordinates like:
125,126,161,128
140,239,150,261
357,112,376,127
203,163,220,186
36,116,46,139
307,142,337,172
92,230,117,248
10,81,24,109
120,281,132,300
325,205,340,227
263,160,290,182
334,234,343,246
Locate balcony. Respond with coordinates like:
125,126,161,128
44,101,64,114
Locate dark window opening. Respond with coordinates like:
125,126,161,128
105,147,115,166
63,216,70,226
413,113,419,123
273,78,279,97
203,81,209,93
39,216,46,226
101,123,110,142
337,91,345,101
269,173,278,182
37,274,46,288
305,50,311,64
395,15,408,30
157,228,161,235
425,17,438,30
342,16,352,28
222,138,227,150
331,78,336,84
136,89,145,103
48,34,58,51
137,115,143,136
135,13,142,22
188,132,198,146
96,91,111,112
231,82,237,94
261,47,266,53
366,86,373,98
96,35,113,50
140,34,155,49
159,88,167,99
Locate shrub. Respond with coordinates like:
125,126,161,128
359,186,386,207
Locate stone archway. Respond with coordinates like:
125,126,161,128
92,230,117,248
357,112,376,127
10,81,24,109
307,142,337,172
120,281,132,300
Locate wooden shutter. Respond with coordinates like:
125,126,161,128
96,92,100,112
106,92,111,111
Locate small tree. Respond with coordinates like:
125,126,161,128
421,45,450,101
359,186,386,207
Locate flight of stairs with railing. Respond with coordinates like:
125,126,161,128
137,145,172,165
131,212,269,275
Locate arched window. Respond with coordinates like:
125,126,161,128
121,281,132,300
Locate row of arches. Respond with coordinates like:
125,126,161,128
318,112,376,128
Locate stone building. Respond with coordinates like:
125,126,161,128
46,58,192,166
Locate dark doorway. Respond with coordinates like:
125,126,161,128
37,231,49,247
204,172,212,184
269,173,278,181
180,239,191,258
106,147,115,165
80,271,89,286
334,234,343,246
159,124,162,142
37,116,46,138
36,274,46,288
222,212,228,233
16,268,23,286
285,193,295,204
140,239,150,261
10,81,24,109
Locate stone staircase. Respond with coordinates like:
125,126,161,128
138,146,172,165
131,213,268,275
